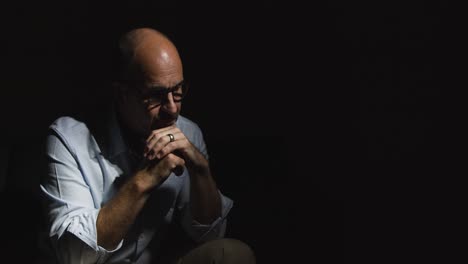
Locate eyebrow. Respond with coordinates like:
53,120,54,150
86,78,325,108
147,80,185,92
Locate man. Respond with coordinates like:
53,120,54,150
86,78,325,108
40,28,255,264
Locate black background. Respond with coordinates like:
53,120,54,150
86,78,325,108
0,1,452,263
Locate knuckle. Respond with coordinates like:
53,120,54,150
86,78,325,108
159,149,166,157
154,141,162,149
167,153,176,162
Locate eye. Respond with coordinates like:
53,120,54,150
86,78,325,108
143,96,162,108
173,83,188,100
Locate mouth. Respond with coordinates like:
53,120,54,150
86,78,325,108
153,120,176,129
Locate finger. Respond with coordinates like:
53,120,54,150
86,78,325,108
145,131,179,158
164,153,185,176
146,131,183,160
145,153,185,182
145,125,177,144
145,126,179,149
144,127,179,156
154,139,185,160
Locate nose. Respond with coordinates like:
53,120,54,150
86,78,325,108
161,92,178,114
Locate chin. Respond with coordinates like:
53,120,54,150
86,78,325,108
153,119,177,129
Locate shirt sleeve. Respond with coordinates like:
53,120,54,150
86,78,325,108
40,132,123,264
176,124,234,243
178,189,233,243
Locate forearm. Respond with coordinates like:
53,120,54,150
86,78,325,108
96,171,152,249
189,165,222,224
143,126,222,224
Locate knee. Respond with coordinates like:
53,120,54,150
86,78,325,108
219,238,256,264
180,238,256,264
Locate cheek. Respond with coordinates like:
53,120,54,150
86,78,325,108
147,108,160,120
122,100,153,133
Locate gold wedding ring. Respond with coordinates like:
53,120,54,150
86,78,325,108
167,133,175,142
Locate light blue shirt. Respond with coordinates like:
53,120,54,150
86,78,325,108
40,113,233,264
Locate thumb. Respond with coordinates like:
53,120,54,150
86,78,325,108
168,153,185,176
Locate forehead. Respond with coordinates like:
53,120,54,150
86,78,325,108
135,63,183,91
134,45,183,85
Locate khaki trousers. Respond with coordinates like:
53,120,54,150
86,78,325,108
157,238,256,264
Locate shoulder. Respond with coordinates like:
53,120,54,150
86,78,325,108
176,115,206,147
49,116,91,138
47,116,96,155
177,115,202,135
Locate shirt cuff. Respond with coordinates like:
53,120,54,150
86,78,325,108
64,209,124,255
182,191,233,242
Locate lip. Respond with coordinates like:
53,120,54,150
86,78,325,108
156,120,176,129
164,120,176,126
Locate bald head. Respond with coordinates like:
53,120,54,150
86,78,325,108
118,28,183,84
115,28,186,139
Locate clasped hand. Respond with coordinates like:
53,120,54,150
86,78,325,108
139,125,208,188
